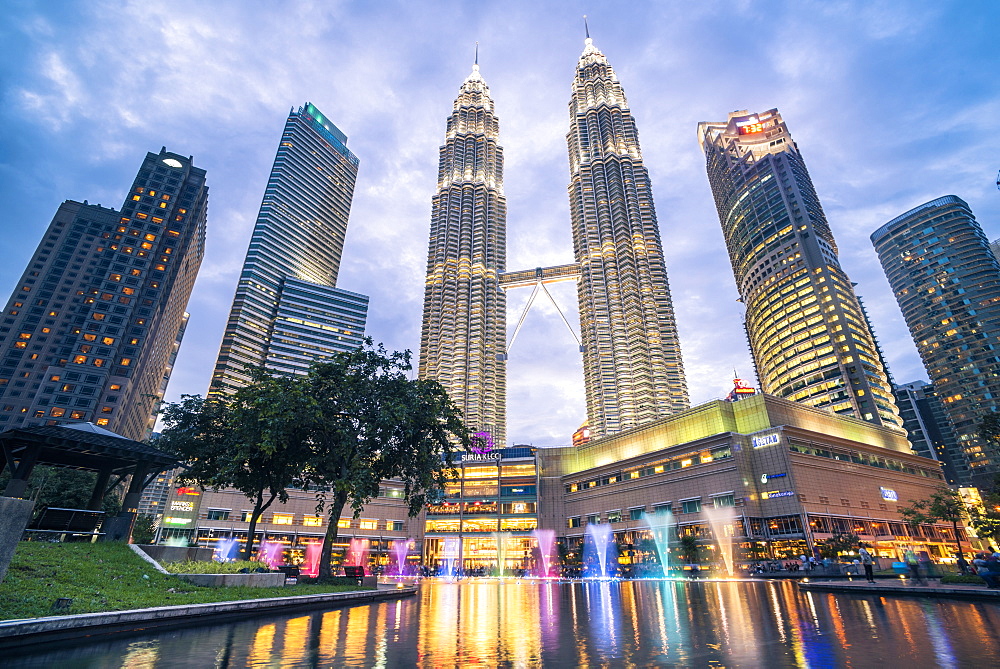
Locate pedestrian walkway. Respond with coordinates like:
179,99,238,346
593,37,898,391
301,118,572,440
799,578,1000,601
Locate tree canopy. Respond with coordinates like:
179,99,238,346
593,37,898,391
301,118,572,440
157,370,312,558
900,487,968,561
157,341,466,576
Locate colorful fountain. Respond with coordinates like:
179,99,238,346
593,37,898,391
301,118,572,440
702,505,737,576
644,508,675,578
583,523,616,578
533,529,557,578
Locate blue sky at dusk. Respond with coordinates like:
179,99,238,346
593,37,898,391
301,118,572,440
1,1,998,445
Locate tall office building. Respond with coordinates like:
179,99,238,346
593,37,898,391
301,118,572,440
210,103,368,395
0,149,208,441
699,109,902,429
872,195,1000,484
567,37,688,438
419,61,507,445
894,381,966,485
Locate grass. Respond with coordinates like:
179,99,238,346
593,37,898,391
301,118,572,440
0,542,368,621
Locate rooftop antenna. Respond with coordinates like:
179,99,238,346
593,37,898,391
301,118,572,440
584,14,590,39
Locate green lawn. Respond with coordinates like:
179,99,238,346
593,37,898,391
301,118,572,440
0,542,366,621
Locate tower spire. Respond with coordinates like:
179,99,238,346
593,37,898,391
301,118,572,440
583,14,590,39
475,41,479,66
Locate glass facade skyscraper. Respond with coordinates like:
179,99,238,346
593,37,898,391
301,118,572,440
567,37,688,438
699,109,902,429
419,62,507,445
211,103,367,395
0,149,207,441
872,195,1000,484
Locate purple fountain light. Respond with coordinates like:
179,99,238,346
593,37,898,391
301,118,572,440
258,541,284,569
392,538,412,576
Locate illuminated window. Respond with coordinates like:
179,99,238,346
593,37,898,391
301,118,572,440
96,418,109,426
109,384,121,391
119,358,131,366
93,358,105,367
271,513,294,525
72,355,87,364
69,411,85,420
359,519,377,530
136,212,148,220
92,313,105,321
83,333,97,341
302,516,323,527
102,336,116,345
13,341,26,349
50,407,65,417
101,406,113,414
338,518,351,529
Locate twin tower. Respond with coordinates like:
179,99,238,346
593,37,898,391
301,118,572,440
419,38,903,446
419,38,688,445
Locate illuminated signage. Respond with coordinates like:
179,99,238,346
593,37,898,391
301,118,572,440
760,473,787,484
163,517,192,525
169,500,194,512
761,490,796,499
470,430,495,454
738,122,765,135
461,451,501,462
176,487,200,496
752,433,780,449
880,487,898,501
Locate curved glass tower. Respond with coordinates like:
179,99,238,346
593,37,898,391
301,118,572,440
419,62,507,445
872,195,1000,483
567,37,688,438
699,109,901,429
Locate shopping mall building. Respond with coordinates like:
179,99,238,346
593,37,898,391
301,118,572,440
168,394,968,572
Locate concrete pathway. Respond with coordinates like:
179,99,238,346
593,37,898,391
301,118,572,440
0,583,416,651
799,578,1000,601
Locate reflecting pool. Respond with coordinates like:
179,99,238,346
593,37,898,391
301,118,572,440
7,579,1000,667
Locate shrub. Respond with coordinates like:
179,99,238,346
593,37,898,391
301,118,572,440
162,560,261,574
940,573,986,585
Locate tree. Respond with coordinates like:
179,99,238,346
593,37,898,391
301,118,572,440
131,513,157,544
816,533,861,559
679,533,701,564
967,474,1000,546
0,465,123,514
157,370,312,559
301,342,466,580
900,487,968,562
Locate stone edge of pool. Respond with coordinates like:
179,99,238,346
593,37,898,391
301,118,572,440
798,581,1000,601
0,585,417,651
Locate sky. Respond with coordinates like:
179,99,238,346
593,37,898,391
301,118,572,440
2,1,998,447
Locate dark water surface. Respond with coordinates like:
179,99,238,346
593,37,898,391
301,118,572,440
7,579,1000,667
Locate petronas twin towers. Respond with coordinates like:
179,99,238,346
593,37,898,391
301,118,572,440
419,37,688,443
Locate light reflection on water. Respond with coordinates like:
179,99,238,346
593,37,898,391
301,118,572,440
7,579,1000,667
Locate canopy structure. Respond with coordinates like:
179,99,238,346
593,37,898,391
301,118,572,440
0,422,179,514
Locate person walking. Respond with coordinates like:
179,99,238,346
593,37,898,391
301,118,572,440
904,549,925,585
859,547,875,584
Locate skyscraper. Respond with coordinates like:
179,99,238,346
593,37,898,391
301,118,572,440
872,195,1000,484
419,61,507,445
567,36,688,438
894,381,966,485
0,149,208,441
210,103,368,395
699,109,902,429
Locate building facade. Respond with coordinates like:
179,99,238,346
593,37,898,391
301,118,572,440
418,62,508,445
567,37,688,438
210,103,367,395
544,393,960,570
698,110,901,430
0,149,207,441
894,381,966,485
872,195,1000,486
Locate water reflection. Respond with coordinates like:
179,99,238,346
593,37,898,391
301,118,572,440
7,580,1000,667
